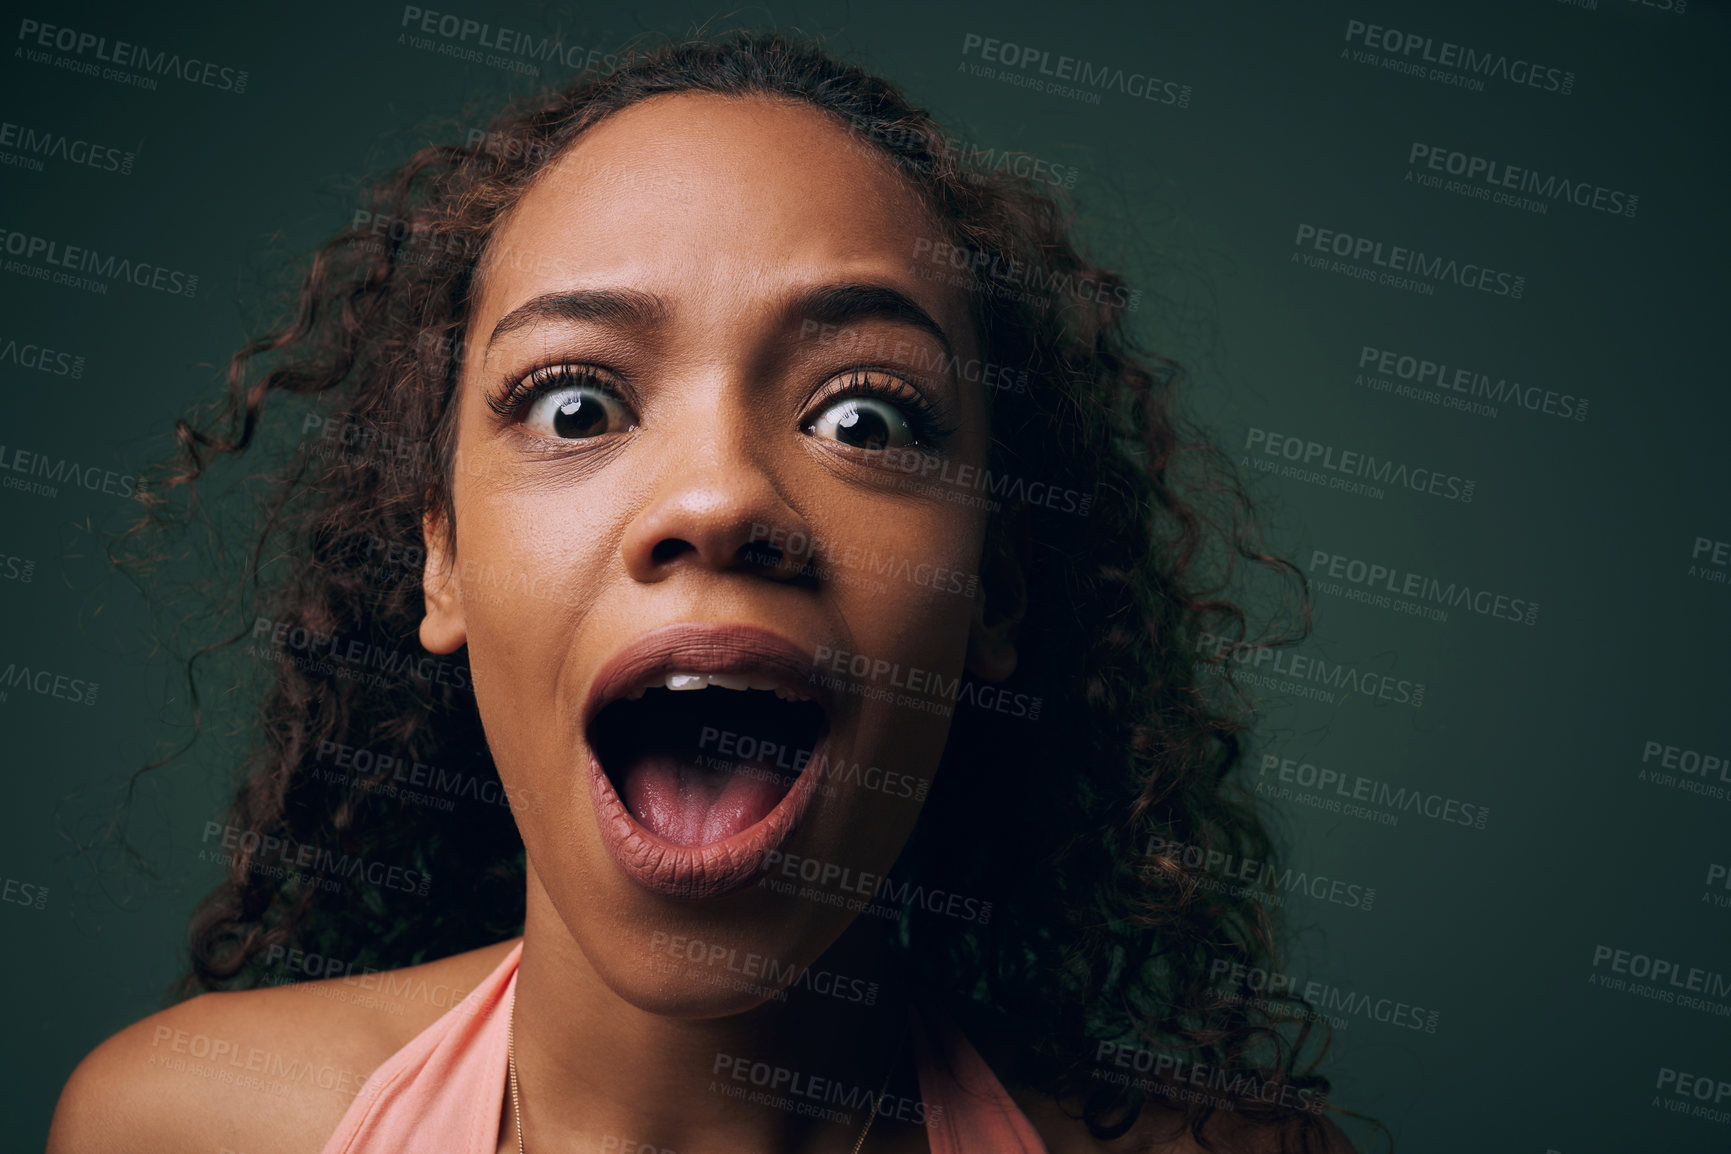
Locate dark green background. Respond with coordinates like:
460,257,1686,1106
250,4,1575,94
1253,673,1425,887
3,0,1727,1150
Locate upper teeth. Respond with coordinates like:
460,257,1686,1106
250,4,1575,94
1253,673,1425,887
706,673,751,690
655,671,811,700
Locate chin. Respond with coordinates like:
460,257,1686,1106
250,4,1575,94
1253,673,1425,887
604,967,795,1021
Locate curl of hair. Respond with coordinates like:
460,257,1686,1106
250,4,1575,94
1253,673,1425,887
130,29,1358,1153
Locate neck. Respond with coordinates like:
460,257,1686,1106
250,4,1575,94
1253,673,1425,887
507,866,914,1154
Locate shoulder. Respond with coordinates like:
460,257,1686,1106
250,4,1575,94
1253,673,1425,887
47,937,519,1154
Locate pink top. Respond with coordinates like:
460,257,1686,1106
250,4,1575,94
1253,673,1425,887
320,942,1048,1153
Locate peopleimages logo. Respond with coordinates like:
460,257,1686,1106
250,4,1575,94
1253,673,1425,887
1209,960,1441,1033
1195,634,1427,709
1256,754,1490,831
1690,536,1730,590
960,32,1192,108
648,932,880,1006
1637,738,1730,803
1145,835,1377,912
0,444,141,500
249,616,472,692
810,644,1043,721
1589,944,1731,1008
201,822,432,897
1654,1067,1731,1126
0,335,84,378
0,660,99,706
1,876,48,911
1244,426,1476,504
1092,1044,1327,1114
1293,224,1525,299
0,120,135,176
1341,18,1575,95
711,1052,940,1127
0,227,197,297
398,6,621,75
911,236,1140,312
851,123,1080,188
758,849,993,925
1357,345,1587,422
15,18,249,93
1407,143,1637,219
1308,549,1540,626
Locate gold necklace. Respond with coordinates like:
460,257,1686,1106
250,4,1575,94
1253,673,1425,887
506,998,902,1154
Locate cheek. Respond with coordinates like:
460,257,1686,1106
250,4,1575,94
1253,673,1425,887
451,495,607,764
814,504,984,801
829,500,984,649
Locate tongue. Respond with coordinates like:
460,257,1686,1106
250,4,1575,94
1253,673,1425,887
594,687,819,847
620,752,793,846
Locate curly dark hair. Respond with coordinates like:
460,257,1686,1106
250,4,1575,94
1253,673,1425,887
133,27,1357,1152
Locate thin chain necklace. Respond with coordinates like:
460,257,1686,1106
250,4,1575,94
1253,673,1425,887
507,997,903,1154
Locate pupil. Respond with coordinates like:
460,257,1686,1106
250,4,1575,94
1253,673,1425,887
839,405,891,450
554,393,605,438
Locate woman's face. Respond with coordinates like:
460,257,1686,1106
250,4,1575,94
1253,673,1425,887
421,93,1012,1015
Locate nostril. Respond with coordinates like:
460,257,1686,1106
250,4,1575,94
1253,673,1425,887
651,538,696,567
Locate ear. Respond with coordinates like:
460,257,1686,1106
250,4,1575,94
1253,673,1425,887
419,504,467,655
964,510,1028,683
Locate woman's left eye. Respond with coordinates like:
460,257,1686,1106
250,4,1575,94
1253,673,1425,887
806,397,917,451
523,385,634,440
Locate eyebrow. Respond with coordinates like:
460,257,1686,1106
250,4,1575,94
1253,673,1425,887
488,287,667,349
484,280,956,359
787,283,956,361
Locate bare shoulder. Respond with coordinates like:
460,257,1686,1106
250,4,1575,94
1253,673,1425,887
47,937,520,1154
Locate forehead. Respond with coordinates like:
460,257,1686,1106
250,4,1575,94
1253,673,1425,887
488,92,941,283
476,93,945,305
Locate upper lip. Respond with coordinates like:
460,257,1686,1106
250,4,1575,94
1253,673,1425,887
582,622,835,731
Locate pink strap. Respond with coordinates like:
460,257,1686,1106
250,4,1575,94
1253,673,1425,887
912,1003,1050,1153
322,943,1047,1153
319,942,518,1154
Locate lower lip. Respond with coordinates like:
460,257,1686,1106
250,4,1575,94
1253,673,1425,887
587,740,824,900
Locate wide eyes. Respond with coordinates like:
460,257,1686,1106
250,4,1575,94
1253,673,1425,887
501,365,935,451
522,383,636,440
804,396,917,451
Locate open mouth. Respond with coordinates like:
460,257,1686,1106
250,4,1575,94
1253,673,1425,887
592,678,827,847
582,623,840,899
590,673,827,847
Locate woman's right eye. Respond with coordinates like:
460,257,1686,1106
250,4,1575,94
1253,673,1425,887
522,383,635,440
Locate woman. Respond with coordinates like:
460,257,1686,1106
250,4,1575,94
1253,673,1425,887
50,31,1353,1154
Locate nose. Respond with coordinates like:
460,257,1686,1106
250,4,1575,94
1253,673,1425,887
620,426,814,585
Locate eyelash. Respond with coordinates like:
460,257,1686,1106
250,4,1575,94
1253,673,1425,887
486,359,621,420
488,362,957,444
814,368,957,446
